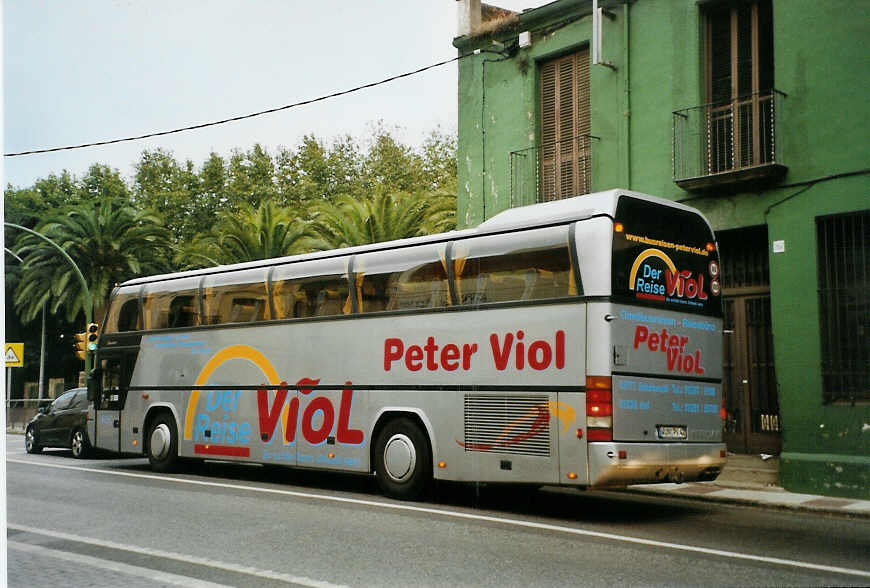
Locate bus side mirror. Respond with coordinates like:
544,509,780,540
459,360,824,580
87,367,102,402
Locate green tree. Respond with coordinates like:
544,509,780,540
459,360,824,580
226,144,277,209
309,190,456,249
11,198,171,323
3,164,128,228
178,199,314,267
275,135,363,206
420,128,458,191
133,148,201,243
360,123,425,194
79,164,132,204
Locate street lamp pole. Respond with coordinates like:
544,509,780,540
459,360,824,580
4,247,48,402
5,223,94,373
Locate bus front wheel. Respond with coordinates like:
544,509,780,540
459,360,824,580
374,417,432,500
147,413,179,473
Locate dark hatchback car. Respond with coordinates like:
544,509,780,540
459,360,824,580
25,387,92,458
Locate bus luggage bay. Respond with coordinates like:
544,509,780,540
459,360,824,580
89,189,726,499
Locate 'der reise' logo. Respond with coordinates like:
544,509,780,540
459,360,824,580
628,248,708,306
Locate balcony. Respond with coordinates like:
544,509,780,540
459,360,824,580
673,90,787,191
510,135,596,206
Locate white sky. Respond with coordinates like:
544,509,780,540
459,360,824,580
3,0,550,189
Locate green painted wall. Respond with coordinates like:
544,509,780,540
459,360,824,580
454,0,869,498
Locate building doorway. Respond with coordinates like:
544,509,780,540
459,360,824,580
718,226,781,454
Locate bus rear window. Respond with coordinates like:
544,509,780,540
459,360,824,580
611,196,722,316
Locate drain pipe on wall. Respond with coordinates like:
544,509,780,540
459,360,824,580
622,2,631,189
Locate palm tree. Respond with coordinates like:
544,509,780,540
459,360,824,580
177,199,315,268
309,190,457,249
12,198,171,323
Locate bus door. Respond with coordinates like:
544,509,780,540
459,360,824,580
93,352,135,453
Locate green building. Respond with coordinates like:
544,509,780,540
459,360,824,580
453,0,869,498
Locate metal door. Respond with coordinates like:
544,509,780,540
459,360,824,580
93,353,132,453
722,295,781,454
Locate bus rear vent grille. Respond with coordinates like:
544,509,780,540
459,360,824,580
463,395,550,457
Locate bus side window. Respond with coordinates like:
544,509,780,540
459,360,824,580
453,226,573,306
142,278,202,330
103,286,141,333
168,295,199,328
117,299,141,331
202,269,269,324
271,258,350,319
313,281,348,316
355,245,449,313
272,281,308,319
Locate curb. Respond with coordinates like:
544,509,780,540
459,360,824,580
626,482,870,518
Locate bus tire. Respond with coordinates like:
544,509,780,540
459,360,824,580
147,412,179,473
374,417,432,500
70,428,91,459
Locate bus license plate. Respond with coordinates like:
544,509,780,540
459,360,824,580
657,425,687,439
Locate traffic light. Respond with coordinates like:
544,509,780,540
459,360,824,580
73,332,87,361
86,323,100,352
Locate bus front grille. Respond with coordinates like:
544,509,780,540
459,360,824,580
463,395,551,457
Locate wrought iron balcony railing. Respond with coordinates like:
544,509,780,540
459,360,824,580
673,90,787,190
510,135,597,206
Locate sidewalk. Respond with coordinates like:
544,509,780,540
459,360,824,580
628,453,870,518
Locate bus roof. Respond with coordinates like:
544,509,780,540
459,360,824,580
119,189,704,288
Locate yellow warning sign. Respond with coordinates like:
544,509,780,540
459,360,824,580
5,343,24,368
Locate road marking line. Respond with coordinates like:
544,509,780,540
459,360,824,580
8,523,347,588
9,457,870,580
9,540,230,587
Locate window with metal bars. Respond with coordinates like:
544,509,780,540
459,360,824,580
816,210,870,403
704,0,774,173
539,49,591,201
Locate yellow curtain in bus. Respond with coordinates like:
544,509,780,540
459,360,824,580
344,272,363,314
438,250,452,305
273,282,288,318
453,256,467,304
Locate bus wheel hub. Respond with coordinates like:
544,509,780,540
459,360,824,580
150,424,171,460
384,434,415,482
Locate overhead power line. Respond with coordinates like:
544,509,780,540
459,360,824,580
5,54,468,158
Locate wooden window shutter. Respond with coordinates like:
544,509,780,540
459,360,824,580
539,48,590,201
705,1,774,172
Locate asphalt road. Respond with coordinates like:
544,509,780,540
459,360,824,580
6,434,870,587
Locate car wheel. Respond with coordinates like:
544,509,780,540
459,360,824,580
147,413,179,473
25,426,42,454
70,428,91,459
374,417,432,500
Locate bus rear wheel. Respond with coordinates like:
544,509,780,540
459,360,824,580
147,413,179,473
374,417,432,500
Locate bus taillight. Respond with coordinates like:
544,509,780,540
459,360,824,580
586,376,613,441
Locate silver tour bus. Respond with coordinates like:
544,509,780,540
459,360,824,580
89,189,726,500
